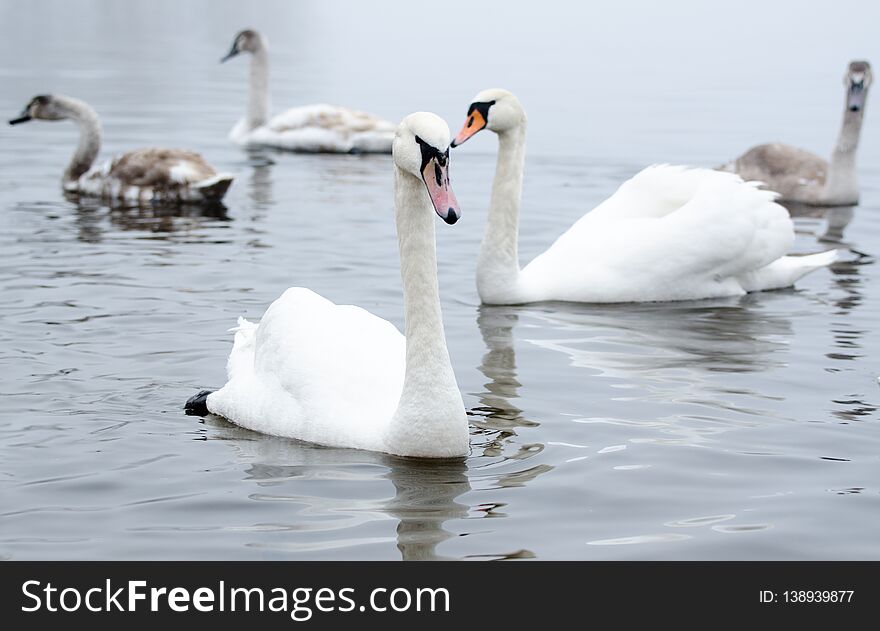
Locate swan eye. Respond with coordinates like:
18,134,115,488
468,100,496,118
414,135,447,171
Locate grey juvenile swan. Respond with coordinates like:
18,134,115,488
719,60,872,206
9,94,233,204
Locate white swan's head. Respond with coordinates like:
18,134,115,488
393,112,460,225
451,88,524,147
9,95,70,125
845,60,872,113
221,29,266,62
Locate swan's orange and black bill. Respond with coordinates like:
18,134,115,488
451,100,494,147
416,136,460,225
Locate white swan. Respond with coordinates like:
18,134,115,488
188,112,468,458
719,60,872,206
8,95,233,204
451,89,837,305
221,29,396,154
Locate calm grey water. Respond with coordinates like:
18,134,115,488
1,0,879,560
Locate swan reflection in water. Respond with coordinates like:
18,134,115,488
203,418,534,560
472,307,552,481
783,200,876,421
471,307,537,447
244,148,276,213
782,200,856,245
65,150,281,243
820,206,856,244
524,294,796,376
68,194,229,243
485,295,805,449
200,421,468,560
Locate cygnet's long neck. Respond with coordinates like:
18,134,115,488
387,166,464,455
477,122,526,304
826,105,865,203
57,97,101,184
246,42,270,130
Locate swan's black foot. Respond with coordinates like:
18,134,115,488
184,389,214,416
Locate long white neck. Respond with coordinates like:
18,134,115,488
477,122,526,304
386,166,466,457
57,96,101,184
825,107,864,203
246,44,270,130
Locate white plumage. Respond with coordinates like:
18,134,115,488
204,113,468,458
518,165,832,303
452,89,836,305
230,103,397,153
208,289,406,451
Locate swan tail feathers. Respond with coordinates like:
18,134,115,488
739,249,838,292
228,316,257,334
185,318,256,416
226,317,258,380
193,173,234,201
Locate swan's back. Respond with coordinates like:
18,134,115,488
521,165,796,302
269,105,395,134
587,164,733,220
718,142,827,203
207,288,406,450
79,148,233,203
109,148,216,185
238,104,396,153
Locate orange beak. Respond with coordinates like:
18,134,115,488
451,109,487,147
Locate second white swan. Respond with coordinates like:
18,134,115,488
451,88,836,305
